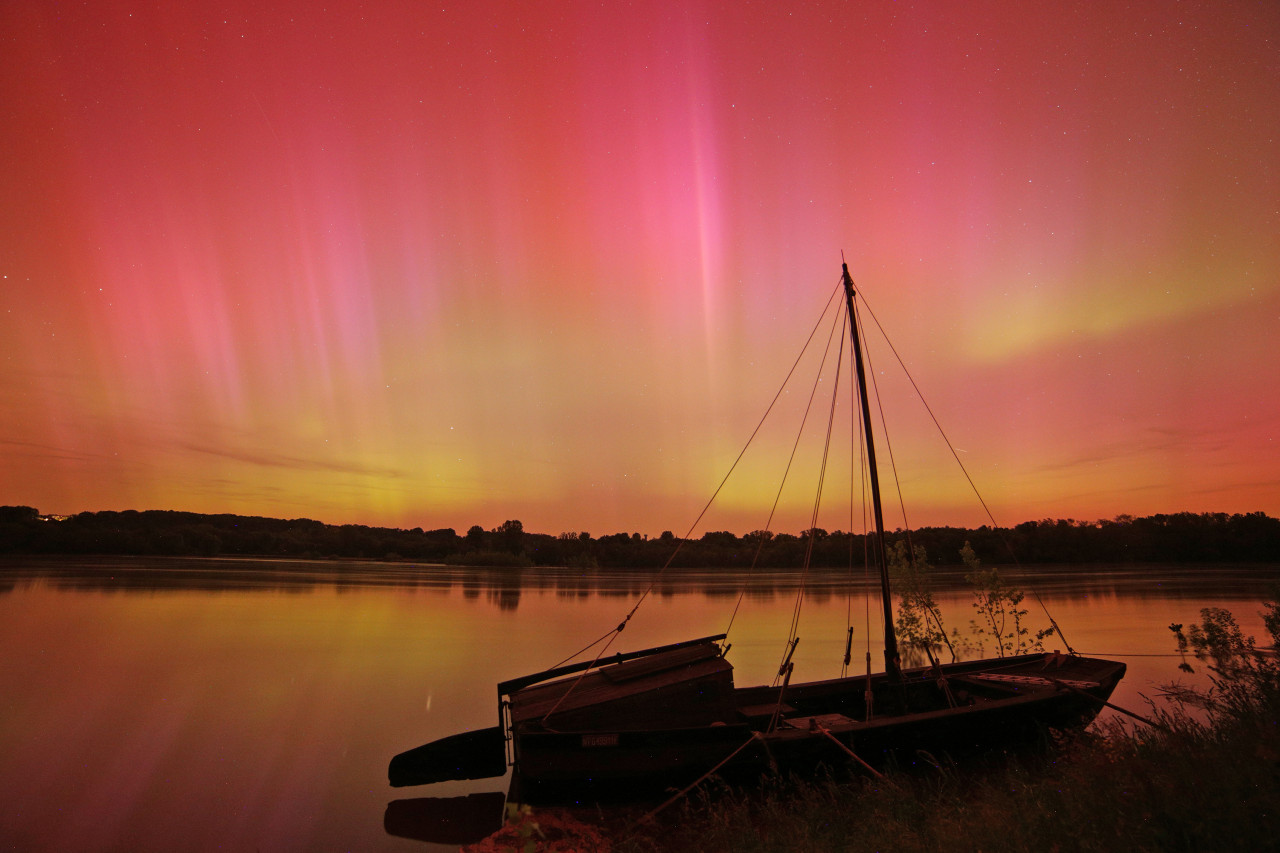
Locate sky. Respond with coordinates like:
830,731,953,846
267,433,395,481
2,1,1277,538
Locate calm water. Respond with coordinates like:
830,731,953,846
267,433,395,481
2,556,1277,852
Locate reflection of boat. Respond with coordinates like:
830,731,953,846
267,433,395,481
389,263,1125,802
383,792,505,845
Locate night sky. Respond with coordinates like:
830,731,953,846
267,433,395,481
2,1,1277,536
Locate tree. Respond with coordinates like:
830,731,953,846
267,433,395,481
962,542,1053,657
495,519,524,554
0,505,39,523
887,540,956,664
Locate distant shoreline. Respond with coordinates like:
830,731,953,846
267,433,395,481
2,505,1278,567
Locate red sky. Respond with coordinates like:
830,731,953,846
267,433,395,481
2,1,1277,537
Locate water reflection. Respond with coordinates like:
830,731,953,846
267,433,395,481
4,556,1277,607
383,792,506,846
1,555,1277,851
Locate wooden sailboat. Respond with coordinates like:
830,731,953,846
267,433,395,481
389,263,1126,802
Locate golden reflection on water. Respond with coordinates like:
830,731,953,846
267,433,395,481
1,558,1277,851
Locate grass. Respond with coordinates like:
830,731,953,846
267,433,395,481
615,601,1280,853
614,712,1279,852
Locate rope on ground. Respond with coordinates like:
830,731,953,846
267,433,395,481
1048,678,1170,731
626,732,764,831
813,725,891,784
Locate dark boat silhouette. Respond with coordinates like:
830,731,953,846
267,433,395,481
389,263,1126,803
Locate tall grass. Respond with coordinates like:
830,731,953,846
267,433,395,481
614,599,1280,853
616,714,1277,852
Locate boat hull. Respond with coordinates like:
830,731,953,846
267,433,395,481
507,651,1126,803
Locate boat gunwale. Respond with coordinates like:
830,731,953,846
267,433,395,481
497,633,727,696
508,653,1126,739
732,652,1124,699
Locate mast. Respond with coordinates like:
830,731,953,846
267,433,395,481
841,262,902,682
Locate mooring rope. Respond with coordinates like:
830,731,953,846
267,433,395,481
814,724,890,782
627,732,764,830
1046,677,1169,731
777,304,847,681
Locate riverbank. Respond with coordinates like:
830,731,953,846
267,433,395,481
616,708,1277,852
475,600,1280,853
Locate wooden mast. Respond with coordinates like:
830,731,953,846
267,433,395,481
841,262,902,682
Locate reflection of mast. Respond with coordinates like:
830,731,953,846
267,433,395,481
841,263,901,682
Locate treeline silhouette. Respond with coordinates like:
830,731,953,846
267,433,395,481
1,506,1277,567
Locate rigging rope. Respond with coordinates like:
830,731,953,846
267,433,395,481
855,326,875,687
551,280,846,701
616,283,843,643
551,265,1081,719
726,285,846,640
856,302,956,660
776,302,847,681
842,335,857,679
855,290,1076,655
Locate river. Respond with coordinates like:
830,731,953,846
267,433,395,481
1,556,1277,851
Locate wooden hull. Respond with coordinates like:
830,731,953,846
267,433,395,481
507,649,1126,803
389,637,1126,804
